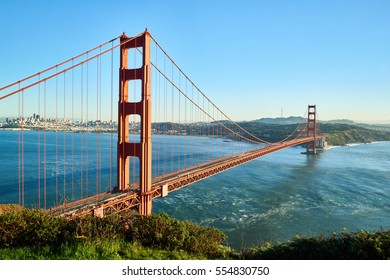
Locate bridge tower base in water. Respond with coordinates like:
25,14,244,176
117,30,152,215
306,105,317,154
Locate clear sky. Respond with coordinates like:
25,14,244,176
1,0,389,123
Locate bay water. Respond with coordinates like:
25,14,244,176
154,141,390,249
0,130,389,250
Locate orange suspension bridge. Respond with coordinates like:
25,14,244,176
0,30,324,217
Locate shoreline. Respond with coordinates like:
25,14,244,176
2,128,390,147
324,140,390,150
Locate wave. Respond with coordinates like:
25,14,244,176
324,145,340,150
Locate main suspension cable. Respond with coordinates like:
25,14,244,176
149,35,272,145
0,32,144,100
0,36,121,92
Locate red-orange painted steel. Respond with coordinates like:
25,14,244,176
306,105,317,154
117,30,152,215
52,136,322,217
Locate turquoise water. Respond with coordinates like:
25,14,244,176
1,130,389,249
154,142,390,249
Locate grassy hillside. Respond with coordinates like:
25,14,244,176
0,206,231,260
1,206,389,260
319,123,390,146
241,229,390,260
238,122,390,146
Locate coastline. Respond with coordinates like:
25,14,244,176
324,140,390,150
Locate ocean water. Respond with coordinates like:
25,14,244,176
153,142,390,249
0,130,258,207
1,130,389,249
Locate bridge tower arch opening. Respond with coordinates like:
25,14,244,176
117,30,152,215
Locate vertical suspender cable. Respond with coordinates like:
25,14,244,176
38,76,41,208
99,47,102,193
212,105,215,160
171,64,174,173
197,89,200,166
86,53,89,197
184,78,187,169
155,42,159,179
21,89,24,207
44,81,47,208
207,101,210,161
71,60,75,200
110,42,114,191
55,67,59,205
153,43,158,179
204,94,207,161
63,72,66,206
163,54,167,177
191,85,194,166
80,64,84,199
18,85,21,205
96,52,99,197
110,41,114,191
178,73,181,170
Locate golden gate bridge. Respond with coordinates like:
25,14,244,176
0,30,324,217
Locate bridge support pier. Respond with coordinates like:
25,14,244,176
306,105,317,154
118,30,152,216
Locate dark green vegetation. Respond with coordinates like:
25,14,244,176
0,207,229,260
154,121,390,146
242,229,390,260
0,206,389,259
238,122,390,146
319,123,390,146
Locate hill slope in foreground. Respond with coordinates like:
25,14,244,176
0,206,389,260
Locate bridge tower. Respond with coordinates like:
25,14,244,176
118,30,152,215
306,105,317,154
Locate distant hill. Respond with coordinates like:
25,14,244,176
319,123,390,146
321,119,356,125
251,117,381,127
252,117,357,125
252,116,306,125
240,120,390,146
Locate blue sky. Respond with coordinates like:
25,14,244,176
0,0,389,122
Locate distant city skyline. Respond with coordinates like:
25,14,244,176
0,0,389,123
1,112,389,125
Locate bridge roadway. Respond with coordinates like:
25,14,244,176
50,136,320,217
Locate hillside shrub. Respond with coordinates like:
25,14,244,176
125,213,227,258
0,209,68,247
69,214,125,240
241,229,390,260
0,209,228,258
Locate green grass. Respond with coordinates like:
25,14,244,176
241,229,390,260
0,206,389,260
0,207,230,260
0,239,203,260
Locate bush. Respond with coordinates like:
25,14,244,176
2,207,389,260
125,213,227,258
69,214,125,240
0,209,68,247
0,209,228,259
241,229,390,260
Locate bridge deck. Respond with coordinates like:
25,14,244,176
49,136,322,217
